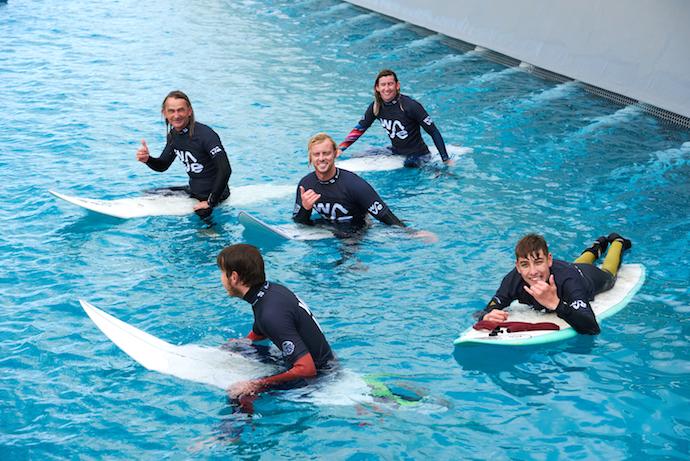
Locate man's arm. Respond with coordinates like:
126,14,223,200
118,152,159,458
474,270,518,321
409,100,450,163
524,274,600,335
138,139,176,172
204,137,232,208
338,104,376,153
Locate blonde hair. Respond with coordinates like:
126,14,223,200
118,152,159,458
307,132,337,165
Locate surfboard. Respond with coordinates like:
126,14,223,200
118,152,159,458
336,145,471,172
238,211,333,241
79,300,374,405
50,184,294,219
453,263,645,347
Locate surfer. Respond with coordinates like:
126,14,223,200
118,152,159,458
135,90,231,219
217,244,336,408
477,233,633,334
338,69,453,168
294,132,437,241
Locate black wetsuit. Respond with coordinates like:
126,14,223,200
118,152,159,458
244,281,335,372
478,260,613,335
339,94,449,166
293,168,403,232
144,122,231,208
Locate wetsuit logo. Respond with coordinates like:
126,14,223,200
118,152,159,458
423,116,433,126
380,119,408,140
209,146,222,158
174,149,203,174
281,340,295,356
570,300,586,310
368,201,383,215
314,202,352,222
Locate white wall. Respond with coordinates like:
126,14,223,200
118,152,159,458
346,0,690,119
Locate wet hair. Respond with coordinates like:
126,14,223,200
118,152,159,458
307,132,337,166
373,69,400,116
515,234,549,260
161,90,195,138
216,244,266,287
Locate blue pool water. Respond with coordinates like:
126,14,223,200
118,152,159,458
2,0,689,459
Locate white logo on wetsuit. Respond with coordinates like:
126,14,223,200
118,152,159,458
380,119,408,140
423,116,433,126
313,202,352,222
368,201,383,215
174,149,203,174
281,340,295,356
209,145,222,158
570,300,587,310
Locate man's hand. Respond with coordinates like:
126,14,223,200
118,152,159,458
411,229,439,243
443,158,455,166
482,309,509,322
228,380,263,399
193,200,211,211
524,274,560,310
136,139,150,163
299,186,321,211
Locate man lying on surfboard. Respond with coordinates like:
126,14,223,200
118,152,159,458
294,133,437,241
135,90,231,219
338,69,453,168
217,244,336,410
476,233,632,335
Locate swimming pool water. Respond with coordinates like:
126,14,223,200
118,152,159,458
1,0,689,459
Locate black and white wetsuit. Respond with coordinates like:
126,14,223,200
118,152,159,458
245,281,335,372
339,94,449,166
144,121,231,208
478,259,613,335
293,168,404,232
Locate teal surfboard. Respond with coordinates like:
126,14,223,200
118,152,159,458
454,264,645,347
238,211,333,241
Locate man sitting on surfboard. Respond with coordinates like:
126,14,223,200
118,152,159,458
477,233,632,334
136,90,231,219
338,69,453,168
217,244,336,406
294,132,437,241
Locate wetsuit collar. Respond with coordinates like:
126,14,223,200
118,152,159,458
383,95,400,106
243,281,270,305
171,123,192,135
317,167,340,185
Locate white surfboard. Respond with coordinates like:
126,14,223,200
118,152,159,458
80,300,373,405
454,264,645,347
238,211,333,241
50,184,294,219
336,145,471,172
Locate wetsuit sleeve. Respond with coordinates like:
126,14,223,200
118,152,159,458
254,306,315,389
409,100,450,162
203,133,231,208
352,175,404,227
554,277,601,335
292,182,313,225
338,103,376,152
474,270,519,319
145,140,176,172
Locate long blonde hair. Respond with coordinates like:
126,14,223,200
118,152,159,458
372,69,400,116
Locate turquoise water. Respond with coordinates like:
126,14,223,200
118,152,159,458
2,0,689,459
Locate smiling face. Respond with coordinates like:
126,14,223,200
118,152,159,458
309,138,338,181
375,75,400,103
162,96,193,132
515,250,553,286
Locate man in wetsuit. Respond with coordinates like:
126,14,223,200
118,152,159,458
477,233,633,334
338,69,453,168
217,244,335,402
294,132,437,241
136,90,231,218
